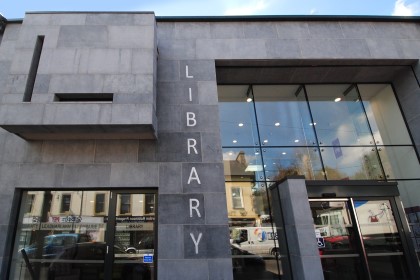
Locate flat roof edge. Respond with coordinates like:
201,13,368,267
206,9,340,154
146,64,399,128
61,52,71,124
156,15,420,22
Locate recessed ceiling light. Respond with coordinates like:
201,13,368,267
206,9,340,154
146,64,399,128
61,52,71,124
246,97,253,102
282,152,287,155
273,162,276,165
309,122,317,126
263,139,268,143
294,139,299,143
275,122,280,127
255,152,259,155
334,97,342,102
233,140,237,143
238,123,244,127
228,152,233,156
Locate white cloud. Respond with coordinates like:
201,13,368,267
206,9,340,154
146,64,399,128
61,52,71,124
392,0,420,16
224,0,271,15
309,8,318,15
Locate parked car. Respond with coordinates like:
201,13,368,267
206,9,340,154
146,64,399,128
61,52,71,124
22,233,92,259
48,242,151,280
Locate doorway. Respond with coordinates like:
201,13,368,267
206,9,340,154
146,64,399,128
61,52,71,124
310,197,412,279
8,189,156,280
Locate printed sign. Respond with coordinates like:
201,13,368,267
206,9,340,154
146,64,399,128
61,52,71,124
143,254,153,263
317,237,325,248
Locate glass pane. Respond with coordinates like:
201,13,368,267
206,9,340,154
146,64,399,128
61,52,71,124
310,200,363,279
113,193,154,280
262,147,324,181
354,200,410,280
377,146,420,179
254,85,316,146
358,84,412,145
223,148,265,182
320,147,384,180
10,191,109,280
218,85,260,146
306,84,374,146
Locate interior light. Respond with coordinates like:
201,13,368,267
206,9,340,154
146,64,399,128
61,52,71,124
90,200,94,203
233,140,237,143
310,122,317,126
139,200,143,203
273,162,276,165
263,139,268,143
274,122,280,127
246,97,253,102
238,123,244,127
228,152,233,156
255,152,259,155
282,152,287,155
294,139,299,143
334,97,341,102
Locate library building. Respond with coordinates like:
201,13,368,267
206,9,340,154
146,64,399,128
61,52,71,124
0,11,420,280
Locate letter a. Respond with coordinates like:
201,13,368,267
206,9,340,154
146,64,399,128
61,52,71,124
188,167,201,184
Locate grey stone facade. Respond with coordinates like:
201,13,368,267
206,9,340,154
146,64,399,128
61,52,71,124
0,12,420,279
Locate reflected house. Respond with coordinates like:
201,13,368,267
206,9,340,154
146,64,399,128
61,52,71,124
223,151,268,227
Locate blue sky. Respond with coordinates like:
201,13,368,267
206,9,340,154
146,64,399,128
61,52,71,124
1,0,420,19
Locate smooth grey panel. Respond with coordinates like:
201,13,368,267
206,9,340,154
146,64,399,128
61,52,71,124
243,22,277,38
157,60,180,82
204,193,229,225
157,105,181,132
110,162,158,187
182,163,225,193
138,140,157,162
61,164,111,187
340,22,376,38
132,49,154,75
210,23,244,39
108,26,154,49
156,133,202,162
159,163,182,194
299,39,338,58
275,22,309,38
0,195,12,224
158,194,205,224
366,39,401,58
42,141,95,163
372,22,420,39
398,39,420,58
200,132,222,163
198,81,218,105
157,260,208,280
10,49,32,74
174,22,211,39
33,74,51,94
266,39,301,58
2,23,21,41
196,39,267,59
49,74,104,94
85,13,134,25
5,74,27,94
49,14,87,25
57,25,108,48
208,259,234,280
157,39,196,60
334,39,371,58
2,134,30,163
158,225,184,259
17,164,57,188
308,22,344,38
95,140,138,163
184,225,231,258
0,164,19,188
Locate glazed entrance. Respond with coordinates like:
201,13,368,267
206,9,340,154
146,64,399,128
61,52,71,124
310,197,411,279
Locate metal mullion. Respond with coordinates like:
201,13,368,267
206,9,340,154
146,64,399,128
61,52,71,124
349,198,372,280
302,85,327,180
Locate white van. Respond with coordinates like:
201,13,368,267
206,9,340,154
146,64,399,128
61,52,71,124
230,227,278,256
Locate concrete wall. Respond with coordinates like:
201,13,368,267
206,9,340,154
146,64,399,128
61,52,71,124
0,13,420,280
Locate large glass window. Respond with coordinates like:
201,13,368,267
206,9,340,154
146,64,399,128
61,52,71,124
9,190,156,280
218,83,420,279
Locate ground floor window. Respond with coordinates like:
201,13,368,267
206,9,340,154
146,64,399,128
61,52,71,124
9,190,156,280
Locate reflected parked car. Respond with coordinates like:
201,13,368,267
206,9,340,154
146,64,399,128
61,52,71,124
23,233,92,259
231,245,266,279
48,242,151,280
